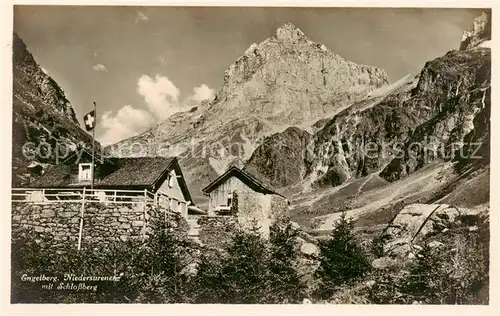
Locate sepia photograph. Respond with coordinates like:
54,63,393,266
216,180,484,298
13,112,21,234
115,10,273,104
8,4,493,306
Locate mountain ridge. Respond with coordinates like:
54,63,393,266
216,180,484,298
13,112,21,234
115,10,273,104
242,12,491,232
12,33,98,186
108,22,393,203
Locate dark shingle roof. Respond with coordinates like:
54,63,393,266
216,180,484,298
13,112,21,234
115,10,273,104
202,166,283,197
30,164,73,188
98,157,175,187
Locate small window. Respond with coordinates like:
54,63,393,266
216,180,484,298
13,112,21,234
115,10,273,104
169,198,176,212
226,192,233,207
78,163,93,181
168,174,175,188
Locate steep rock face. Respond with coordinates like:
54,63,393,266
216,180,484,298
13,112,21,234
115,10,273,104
304,34,490,188
109,23,390,201
12,33,96,186
245,71,419,191
13,33,79,124
240,13,491,193
452,87,490,173
209,22,389,126
459,11,491,50
244,127,311,188
380,48,490,182
304,73,421,187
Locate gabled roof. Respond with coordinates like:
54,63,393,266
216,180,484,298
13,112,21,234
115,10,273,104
28,156,193,204
98,157,175,187
97,157,193,204
202,166,283,197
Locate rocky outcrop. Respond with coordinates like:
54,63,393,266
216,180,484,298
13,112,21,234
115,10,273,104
380,48,490,182
460,12,491,51
211,22,389,125
380,203,465,258
13,33,79,124
371,256,398,270
304,34,490,188
299,240,319,256
12,33,97,186
245,127,311,188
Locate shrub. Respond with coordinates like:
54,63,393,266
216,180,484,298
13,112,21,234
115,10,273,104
370,232,391,258
368,270,409,304
11,228,147,303
402,244,443,302
11,217,196,303
401,230,488,304
193,220,307,304
130,218,197,303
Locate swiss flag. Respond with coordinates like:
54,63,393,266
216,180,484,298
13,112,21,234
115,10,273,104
83,110,96,131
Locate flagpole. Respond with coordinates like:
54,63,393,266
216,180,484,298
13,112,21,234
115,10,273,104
91,101,96,191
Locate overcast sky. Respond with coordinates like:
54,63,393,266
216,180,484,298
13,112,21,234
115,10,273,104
13,6,484,145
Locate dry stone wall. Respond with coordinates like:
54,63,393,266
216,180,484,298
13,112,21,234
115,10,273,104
12,194,288,250
12,203,81,247
11,202,185,250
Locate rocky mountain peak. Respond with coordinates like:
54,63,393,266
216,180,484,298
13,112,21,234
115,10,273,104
110,21,391,203
275,22,306,41
214,24,390,126
460,11,491,50
12,32,96,186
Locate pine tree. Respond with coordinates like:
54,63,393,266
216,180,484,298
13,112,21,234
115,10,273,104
266,221,307,303
135,216,194,303
315,212,371,298
403,244,442,302
194,222,269,303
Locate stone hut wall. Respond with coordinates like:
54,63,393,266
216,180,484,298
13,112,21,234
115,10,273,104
236,192,289,237
197,193,290,248
270,195,290,222
197,215,238,249
11,201,186,250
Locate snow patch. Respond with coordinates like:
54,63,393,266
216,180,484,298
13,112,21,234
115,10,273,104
240,132,257,160
367,73,416,98
478,40,491,49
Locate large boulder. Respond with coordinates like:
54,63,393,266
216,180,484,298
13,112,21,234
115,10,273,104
418,205,460,237
371,256,399,270
381,204,461,258
300,241,319,256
